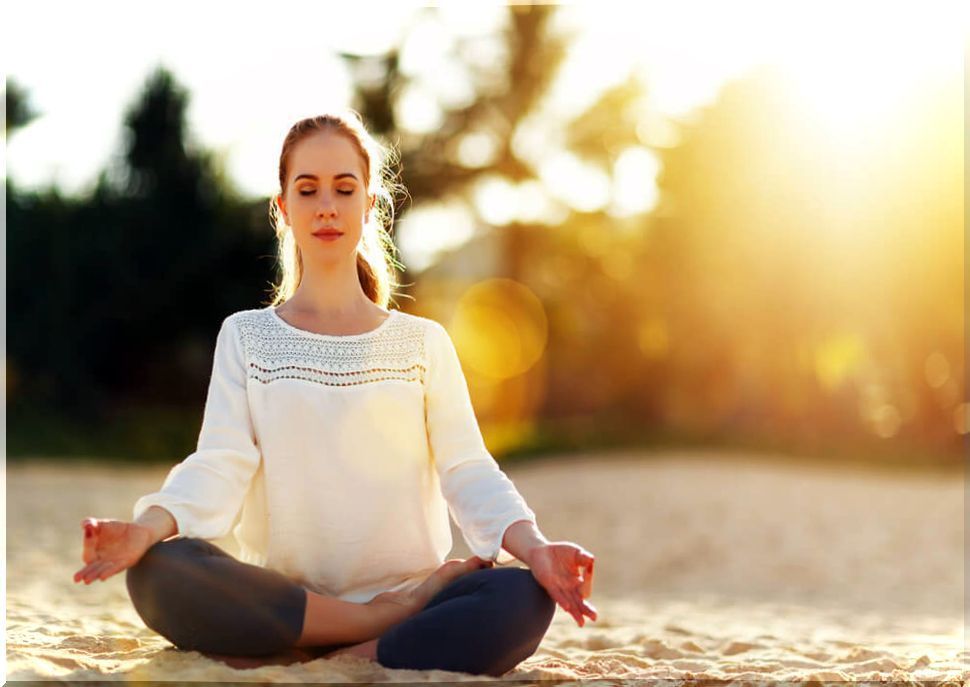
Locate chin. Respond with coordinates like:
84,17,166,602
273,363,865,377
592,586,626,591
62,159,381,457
305,245,358,266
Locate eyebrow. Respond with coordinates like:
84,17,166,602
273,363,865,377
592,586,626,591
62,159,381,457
293,173,359,182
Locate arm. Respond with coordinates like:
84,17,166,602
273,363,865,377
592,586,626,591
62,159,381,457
424,321,538,564
423,322,598,627
132,315,262,540
501,519,549,567
135,505,178,546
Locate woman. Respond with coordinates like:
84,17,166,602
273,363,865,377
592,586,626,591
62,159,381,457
74,111,596,676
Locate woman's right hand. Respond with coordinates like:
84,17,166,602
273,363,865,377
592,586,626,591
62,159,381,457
73,517,154,584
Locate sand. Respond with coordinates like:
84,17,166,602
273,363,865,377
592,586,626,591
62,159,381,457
5,450,966,684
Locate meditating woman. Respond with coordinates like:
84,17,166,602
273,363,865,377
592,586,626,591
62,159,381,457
74,110,596,676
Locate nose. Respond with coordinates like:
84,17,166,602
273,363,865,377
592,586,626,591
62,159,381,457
316,192,338,218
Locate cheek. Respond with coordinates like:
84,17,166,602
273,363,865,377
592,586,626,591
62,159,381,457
346,199,368,222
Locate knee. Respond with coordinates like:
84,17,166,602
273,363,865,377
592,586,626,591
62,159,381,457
125,538,206,636
489,568,556,636
127,538,201,592
473,568,555,676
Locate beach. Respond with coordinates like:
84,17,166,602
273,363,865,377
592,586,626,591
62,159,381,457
5,450,966,683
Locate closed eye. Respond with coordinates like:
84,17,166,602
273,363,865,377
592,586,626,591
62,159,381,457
299,189,354,196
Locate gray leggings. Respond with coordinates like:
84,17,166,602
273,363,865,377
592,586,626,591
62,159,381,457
126,537,556,676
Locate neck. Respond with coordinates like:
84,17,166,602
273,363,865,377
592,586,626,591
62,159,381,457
288,253,377,317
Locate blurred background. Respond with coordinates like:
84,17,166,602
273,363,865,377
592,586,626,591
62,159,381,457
5,1,965,471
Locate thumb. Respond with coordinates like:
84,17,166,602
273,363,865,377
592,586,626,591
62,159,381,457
82,518,97,540
81,519,99,563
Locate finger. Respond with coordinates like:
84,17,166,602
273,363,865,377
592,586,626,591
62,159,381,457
80,562,102,584
83,561,112,584
546,585,576,624
581,598,598,621
97,561,124,581
554,584,584,626
93,560,119,583
75,559,103,583
82,521,98,563
565,586,586,625
580,554,594,578
579,570,593,599
82,518,99,538
565,586,597,625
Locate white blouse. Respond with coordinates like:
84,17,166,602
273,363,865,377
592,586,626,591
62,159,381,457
132,306,537,603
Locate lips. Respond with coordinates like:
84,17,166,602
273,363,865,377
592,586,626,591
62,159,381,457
312,228,344,238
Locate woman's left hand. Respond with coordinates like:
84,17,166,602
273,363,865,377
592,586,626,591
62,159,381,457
527,542,597,627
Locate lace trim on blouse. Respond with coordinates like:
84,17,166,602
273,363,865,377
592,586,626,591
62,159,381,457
232,308,428,388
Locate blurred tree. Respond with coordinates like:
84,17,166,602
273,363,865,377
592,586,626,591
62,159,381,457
342,4,566,216
8,66,276,450
5,77,39,136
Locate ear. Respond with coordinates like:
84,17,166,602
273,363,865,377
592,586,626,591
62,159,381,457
276,194,289,224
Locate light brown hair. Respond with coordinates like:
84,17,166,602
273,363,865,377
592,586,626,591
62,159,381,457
267,111,404,307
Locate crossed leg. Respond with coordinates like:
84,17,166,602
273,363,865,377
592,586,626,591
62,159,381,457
126,538,555,676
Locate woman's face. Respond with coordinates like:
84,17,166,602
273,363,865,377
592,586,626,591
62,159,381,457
277,130,374,266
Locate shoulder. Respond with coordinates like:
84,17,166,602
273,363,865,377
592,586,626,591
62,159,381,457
223,307,268,328
391,311,451,351
391,310,446,335
212,308,272,356
218,307,277,339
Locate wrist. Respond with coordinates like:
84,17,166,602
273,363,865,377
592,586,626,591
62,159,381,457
134,506,178,547
131,522,158,553
521,541,547,567
501,519,548,566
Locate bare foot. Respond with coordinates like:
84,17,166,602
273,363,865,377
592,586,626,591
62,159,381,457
320,558,492,663
418,556,493,605
370,556,492,616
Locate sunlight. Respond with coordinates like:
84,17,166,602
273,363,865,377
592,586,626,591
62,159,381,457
774,2,964,145
471,175,566,228
395,200,477,273
609,146,661,217
449,280,548,381
814,334,865,392
538,152,611,213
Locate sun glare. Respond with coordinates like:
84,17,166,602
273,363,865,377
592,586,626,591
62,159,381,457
774,3,963,142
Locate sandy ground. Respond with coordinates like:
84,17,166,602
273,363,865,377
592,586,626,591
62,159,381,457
5,450,967,684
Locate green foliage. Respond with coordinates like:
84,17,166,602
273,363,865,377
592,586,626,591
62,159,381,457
7,66,277,440
5,76,39,136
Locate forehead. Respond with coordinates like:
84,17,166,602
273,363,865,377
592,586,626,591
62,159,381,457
288,131,365,181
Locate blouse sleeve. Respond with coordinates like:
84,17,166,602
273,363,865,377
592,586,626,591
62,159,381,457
424,320,537,563
132,314,261,540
